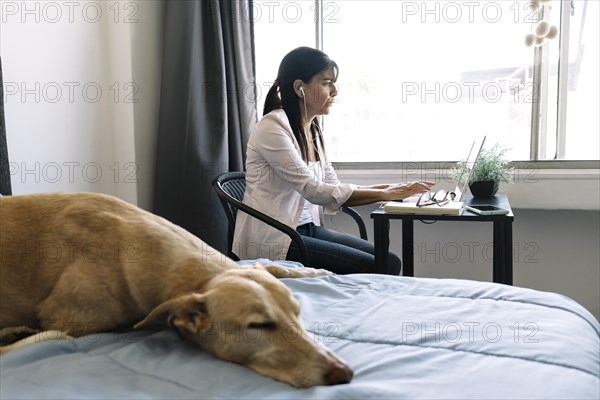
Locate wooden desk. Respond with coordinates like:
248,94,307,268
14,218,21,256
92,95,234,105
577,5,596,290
371,194,514,285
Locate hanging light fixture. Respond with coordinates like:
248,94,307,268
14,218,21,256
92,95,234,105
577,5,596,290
525,0,559,47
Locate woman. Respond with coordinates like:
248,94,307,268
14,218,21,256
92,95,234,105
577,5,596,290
233,47,434,275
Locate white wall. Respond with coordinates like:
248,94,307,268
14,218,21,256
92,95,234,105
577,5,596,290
326,205,600,321
2,0,163,209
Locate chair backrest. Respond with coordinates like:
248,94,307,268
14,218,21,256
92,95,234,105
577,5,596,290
213,171,369,265
213,171,310,264
212,171,247,232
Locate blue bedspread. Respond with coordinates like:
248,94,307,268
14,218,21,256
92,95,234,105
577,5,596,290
2,270,599,399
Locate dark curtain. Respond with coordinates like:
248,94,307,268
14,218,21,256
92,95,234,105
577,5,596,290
153,1,257,252
0,57,11,196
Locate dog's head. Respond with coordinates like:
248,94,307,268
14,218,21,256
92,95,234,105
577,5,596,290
134,269,353,388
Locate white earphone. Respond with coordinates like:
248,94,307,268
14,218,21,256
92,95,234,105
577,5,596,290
298,86,305,98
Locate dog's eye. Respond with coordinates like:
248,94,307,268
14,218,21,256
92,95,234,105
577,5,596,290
247,321,277,330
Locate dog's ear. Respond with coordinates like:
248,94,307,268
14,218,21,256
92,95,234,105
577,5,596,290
133,293,210,334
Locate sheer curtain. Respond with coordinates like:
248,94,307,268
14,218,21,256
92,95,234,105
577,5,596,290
153,1,257,252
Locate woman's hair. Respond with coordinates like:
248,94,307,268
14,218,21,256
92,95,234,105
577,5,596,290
263,47,338,162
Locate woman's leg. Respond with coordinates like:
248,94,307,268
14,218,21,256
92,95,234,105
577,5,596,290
286,224,402,275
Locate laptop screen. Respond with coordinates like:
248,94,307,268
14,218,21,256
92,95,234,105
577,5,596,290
454,135,486,201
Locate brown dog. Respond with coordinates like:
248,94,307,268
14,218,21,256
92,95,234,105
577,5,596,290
0,192,353,388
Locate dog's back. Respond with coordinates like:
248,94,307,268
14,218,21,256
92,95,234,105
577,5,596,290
1,192,354,387
0,192,234,334
1,193,82,328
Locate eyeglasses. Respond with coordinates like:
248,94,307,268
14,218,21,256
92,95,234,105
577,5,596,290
416,190,456,207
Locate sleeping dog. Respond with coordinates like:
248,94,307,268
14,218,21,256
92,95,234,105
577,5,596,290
0,192,353,388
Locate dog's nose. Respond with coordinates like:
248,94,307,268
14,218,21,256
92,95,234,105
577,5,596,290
324,362,354,385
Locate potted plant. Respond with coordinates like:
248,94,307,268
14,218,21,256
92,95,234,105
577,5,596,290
450,143,514,198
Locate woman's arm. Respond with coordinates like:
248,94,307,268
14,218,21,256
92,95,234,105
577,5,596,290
252,116,354,209
253,114,434,209
344,181,435,207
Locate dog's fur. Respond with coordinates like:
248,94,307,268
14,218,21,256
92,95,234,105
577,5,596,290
0,192,353,387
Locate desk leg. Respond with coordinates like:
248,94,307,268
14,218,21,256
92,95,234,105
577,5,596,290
402,220,414,277
373,218,390,274
493,220,513,285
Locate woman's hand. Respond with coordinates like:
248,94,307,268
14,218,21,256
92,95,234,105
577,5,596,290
345,181,436,206
382,181,435,201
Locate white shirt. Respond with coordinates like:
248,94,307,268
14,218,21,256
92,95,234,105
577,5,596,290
232,109,355,261
297,197,315,227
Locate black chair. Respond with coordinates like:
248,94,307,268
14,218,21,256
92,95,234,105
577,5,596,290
212,171,368,266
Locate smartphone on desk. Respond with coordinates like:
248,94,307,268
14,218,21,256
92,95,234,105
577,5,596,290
466,205,509,216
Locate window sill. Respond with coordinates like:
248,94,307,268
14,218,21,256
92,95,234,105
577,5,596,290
334,162,600,210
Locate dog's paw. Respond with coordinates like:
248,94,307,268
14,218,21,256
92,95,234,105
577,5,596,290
263,264,334,279
296,267,335,278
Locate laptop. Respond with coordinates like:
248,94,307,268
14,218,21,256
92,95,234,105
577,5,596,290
411,135,486,204
383,136,486,215
451,135,486,202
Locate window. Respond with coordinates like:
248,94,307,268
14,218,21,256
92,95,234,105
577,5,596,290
253,0,599,162
253,1,316,112
557,0,599,159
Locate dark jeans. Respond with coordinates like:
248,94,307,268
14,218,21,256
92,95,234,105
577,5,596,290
286,223,402,275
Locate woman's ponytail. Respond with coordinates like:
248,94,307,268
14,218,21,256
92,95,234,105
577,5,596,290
262,82,281,116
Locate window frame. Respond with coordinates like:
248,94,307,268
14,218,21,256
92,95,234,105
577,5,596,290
333,159,599,210
305,0,598,167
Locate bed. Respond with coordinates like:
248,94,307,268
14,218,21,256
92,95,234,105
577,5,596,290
1,260,598,399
